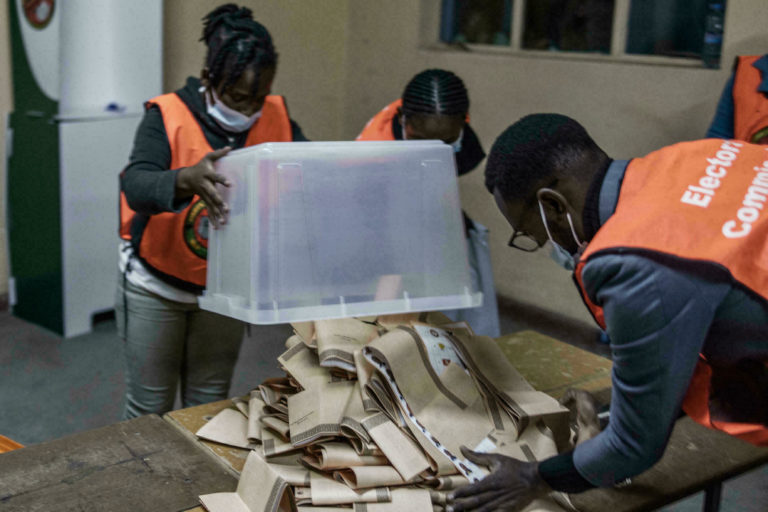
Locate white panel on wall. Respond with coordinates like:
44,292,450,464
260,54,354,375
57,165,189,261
15,0,60,100
59,114,142,338
59,0,163,117
56,0,162,336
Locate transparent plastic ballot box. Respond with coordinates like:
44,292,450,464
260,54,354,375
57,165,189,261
198,140,482,324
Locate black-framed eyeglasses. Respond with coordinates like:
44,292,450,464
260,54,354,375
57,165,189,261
508,230,539,252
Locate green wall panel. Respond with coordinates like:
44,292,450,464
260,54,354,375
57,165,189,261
7,112,62,334
7,0,63,334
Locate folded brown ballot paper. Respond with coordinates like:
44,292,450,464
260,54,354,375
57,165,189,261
302,473,391,506
361,413,431,481
291,322,316,347
363,327,495,481
302,441,387,470
340,381,374,445
353,487,433,511
315,318,381,372
247,392,266,442
197,315,573,512
196,407,257,450
279,342,329,390
289,380,355,447
199,450,296,512
232,395,250,417
335,464,413,489
261,426,303,458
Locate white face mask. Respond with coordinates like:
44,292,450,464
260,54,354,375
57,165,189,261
538,199,586,271
206,88,261,133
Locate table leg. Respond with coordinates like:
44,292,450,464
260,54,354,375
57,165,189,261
703,481,722,512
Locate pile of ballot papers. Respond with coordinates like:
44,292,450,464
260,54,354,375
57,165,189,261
195,312,576,512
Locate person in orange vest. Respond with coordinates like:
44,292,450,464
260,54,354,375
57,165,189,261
447,114,768,511
117,4,307,419
707,54,768,144
357,69,500,337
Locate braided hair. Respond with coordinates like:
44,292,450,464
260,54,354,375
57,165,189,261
484,114,607,200
401,69,469,118
201,4,278,95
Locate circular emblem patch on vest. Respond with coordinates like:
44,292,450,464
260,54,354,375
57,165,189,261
23,0,55,29
183,199,209,259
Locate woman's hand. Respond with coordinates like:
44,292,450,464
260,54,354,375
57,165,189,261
447,447,550,512
175,147,232,228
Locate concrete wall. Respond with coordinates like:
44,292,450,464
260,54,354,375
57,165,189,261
1,1,767,325
163,0,350,141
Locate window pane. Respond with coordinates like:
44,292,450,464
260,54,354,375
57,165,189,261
626,0,726,67
440,0,512,46
522,0,614,53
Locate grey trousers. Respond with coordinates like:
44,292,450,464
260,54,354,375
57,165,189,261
115,275,245,419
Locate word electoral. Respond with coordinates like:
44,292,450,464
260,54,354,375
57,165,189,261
681,140,743,208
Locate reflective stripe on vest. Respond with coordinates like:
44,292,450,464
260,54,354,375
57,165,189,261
356,99,400,141
119,92,293,288
574,139,768,445
733,55,768,143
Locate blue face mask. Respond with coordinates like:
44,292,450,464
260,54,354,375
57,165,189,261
449,129,463,153
548,239,576,271
537,199,586,271
206,88,261,133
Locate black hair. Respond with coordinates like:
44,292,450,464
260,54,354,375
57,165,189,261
201,4,278,94
401,69,469,118
484,113,606,200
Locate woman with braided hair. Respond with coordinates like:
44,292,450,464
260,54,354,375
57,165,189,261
358,69,500,336
116,4,307,419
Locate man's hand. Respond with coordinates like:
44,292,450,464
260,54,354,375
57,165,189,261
560,388,602,445
175,147,232,229
447,447,550,512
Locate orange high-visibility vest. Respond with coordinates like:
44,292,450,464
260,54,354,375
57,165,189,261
0,434,23,453
356,98,471,141
357,99,401,141
574,139,768,445
733,55,768,143
119,92,292,289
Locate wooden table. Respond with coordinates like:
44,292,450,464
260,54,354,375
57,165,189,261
0,414,236,512
502,331,768,512
166,330,768,512
497,330,613,399
166,398,253,476
166,400,249,512
570,416,768,512
1,329,761,511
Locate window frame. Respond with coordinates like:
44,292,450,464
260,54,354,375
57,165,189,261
423,0,719,69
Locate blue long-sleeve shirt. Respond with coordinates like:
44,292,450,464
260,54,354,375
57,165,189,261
539,160,768,491
706,54,768,139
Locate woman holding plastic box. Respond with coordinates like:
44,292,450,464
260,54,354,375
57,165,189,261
357,69,500,337
116,4,307,419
